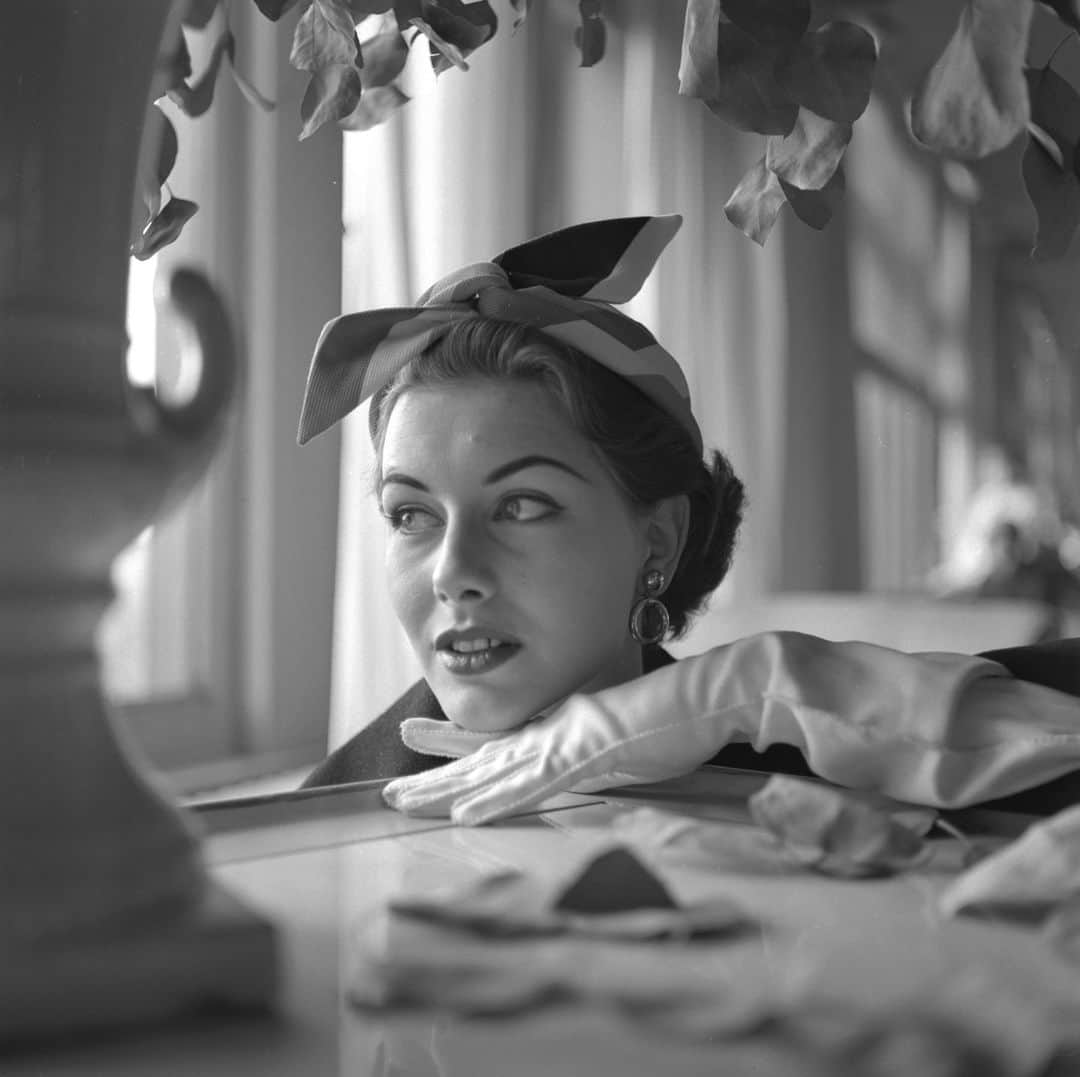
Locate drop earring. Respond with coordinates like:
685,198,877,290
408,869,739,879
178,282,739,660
629,568,670,645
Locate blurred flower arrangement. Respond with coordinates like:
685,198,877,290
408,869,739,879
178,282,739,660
135,0,1080,258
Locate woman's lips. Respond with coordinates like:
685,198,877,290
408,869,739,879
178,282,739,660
436,643,522,676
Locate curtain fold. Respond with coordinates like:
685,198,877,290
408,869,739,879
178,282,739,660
330,3,794,748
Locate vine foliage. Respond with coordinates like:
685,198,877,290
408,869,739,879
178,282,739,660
133,0,1080,261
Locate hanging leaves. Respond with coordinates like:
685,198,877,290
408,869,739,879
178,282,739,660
408,0,498,76
153,32,193,100
356,20,409,87
168,29,234,117
909,0,1033,160
291,0,359,71
508,0,531,31
725,156,792,245
131,197,200,260
575,0,606,68
748,776,931,877
721,0,810,46
1022,134,1080,259
135,106,179,223
766,108,852,189
1022,64,1080,259
348,0,395,15
781,165,846,229
1039,0,1080,32
146,0,1080,260
775,21,876,125
299,62,364,138
252,0,304,20
339,84,410,129
182,0,221,29
680,0,877,244
1026,65,1080,175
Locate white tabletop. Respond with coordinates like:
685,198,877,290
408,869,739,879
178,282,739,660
7,770,1078,1076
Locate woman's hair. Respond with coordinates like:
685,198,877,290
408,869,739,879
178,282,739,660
371,316,746,638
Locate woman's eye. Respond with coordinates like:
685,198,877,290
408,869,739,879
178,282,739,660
384,506,440,534
496,495,558,523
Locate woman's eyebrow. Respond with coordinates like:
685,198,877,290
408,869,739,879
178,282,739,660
380,472,429,492
484,455,588,485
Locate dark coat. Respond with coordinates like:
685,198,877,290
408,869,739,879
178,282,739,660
301,637,1080,815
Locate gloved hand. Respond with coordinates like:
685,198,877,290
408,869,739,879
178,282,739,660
382,631,1080,826
384,673,739,825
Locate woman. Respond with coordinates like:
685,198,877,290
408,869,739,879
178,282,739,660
297,215,1080,824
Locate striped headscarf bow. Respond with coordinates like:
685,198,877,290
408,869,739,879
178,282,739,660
296,214,702,454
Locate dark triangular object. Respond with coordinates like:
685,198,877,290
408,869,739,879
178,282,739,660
553,847,677,914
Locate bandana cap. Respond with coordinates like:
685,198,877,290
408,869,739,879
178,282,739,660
297,214,701,454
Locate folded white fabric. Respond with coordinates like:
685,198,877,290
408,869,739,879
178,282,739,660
385,631,1080,825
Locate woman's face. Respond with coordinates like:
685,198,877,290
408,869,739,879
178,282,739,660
378,380,652,732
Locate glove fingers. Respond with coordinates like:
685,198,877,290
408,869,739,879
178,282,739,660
383,749,537,816
449,764,574,826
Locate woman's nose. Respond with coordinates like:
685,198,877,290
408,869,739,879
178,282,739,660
431,520,495,605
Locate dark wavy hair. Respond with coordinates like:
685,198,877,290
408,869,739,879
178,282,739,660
370,316,746,639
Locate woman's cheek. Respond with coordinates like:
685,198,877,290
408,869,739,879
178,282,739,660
386,550,428,642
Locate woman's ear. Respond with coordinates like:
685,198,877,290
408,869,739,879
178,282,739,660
645,493,690,586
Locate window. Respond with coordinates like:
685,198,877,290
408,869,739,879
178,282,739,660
847,99,983,591
100,11,344,791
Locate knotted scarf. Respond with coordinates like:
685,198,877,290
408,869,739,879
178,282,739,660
296,215,702,454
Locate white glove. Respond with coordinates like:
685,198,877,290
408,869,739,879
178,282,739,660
382,631,1080,826
400,719,508,759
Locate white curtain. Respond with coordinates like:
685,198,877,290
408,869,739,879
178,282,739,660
329,2,791,749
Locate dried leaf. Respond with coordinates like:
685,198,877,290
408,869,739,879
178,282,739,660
299,63,364,139
1022,132,1080,260
575,0,606,68
775,20,877,124
780,165,845,229
225,38,276,111
357,24,409,87
909,0,1033,160
291,0,358,71
766,107,852,189
939,803,1080,918
678,0,798,135
182,0,220,28
338,82,409,129
720,0,810,45
167,29,232,117
1039,0,1080,31
724,156,789,245
252,0,304,20
131,197,199,260
1025,65,1080,174
748,775,929,877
